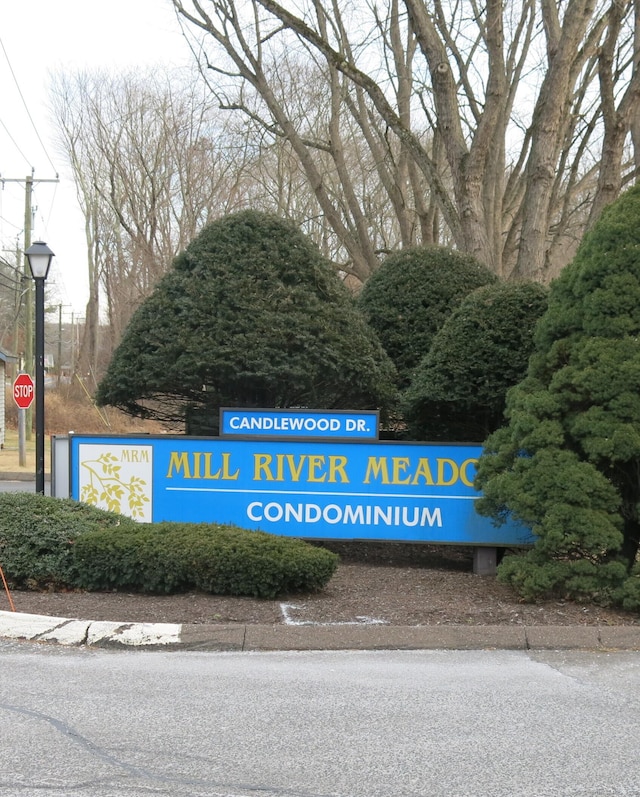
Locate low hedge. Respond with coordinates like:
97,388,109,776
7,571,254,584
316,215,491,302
0,492,134,588
0,493,339,598
71,522,339,598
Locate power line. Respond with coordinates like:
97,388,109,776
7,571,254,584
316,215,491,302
0,118,31,168
33,179,60,233
0,262,22,285
0,34,59,175
0,212,23,233
0,276,21,293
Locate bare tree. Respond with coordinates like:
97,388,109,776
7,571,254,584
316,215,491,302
0,252,24,354
51,68,254,368
173,0,640,281
53,62,381,367
171,0,442,282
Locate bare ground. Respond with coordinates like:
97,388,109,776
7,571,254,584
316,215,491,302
4,543,639,627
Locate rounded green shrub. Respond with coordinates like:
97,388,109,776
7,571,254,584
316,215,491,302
617,565,640,612
71,521,339,598
184,525,339,598
68,523,190,594
0,494,339,598
403,281,548,441
0,493,132,588
96,210,398,432
358,245,497,387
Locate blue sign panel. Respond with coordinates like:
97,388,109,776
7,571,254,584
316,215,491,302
220,408,379,439
69,435,533,546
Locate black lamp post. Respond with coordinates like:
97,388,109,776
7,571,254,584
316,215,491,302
25,241,54,495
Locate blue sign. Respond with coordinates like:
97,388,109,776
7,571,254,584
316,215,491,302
220,408,379,439
69,435,532,546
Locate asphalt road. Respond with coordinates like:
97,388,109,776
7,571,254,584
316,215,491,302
1,642,639,796
0,479,49,495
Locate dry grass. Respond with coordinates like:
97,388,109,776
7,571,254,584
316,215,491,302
2,381,165,473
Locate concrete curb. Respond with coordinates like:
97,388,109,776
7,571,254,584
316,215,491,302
2,611,640,651
0,472,41,482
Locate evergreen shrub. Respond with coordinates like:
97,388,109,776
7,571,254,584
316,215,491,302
403,281,548,441
0,493,339,598
475,184,640,608
96,210,397,432
69,523,189,594
71,521,340,598
0,493,132,588
358,245,497,387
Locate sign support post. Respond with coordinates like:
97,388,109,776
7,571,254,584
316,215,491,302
17,409,26,467
13,373,35,471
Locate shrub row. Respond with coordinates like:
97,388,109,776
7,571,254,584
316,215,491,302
72,522,339,598
0,493,339,598
0,493,128,588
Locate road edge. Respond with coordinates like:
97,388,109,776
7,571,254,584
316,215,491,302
1,610,640,651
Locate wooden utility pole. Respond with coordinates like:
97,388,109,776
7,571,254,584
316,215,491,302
1,172,59,441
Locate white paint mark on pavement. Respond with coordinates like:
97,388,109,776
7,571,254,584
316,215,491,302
280,603,388,626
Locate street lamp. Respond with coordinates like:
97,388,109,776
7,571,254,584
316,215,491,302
25,241,54,495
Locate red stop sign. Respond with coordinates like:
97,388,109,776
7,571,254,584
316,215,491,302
13,373,35,409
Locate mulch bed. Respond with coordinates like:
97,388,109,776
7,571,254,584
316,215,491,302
4,543,638,627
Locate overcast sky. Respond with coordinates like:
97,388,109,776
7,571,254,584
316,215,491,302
0,0,195,316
